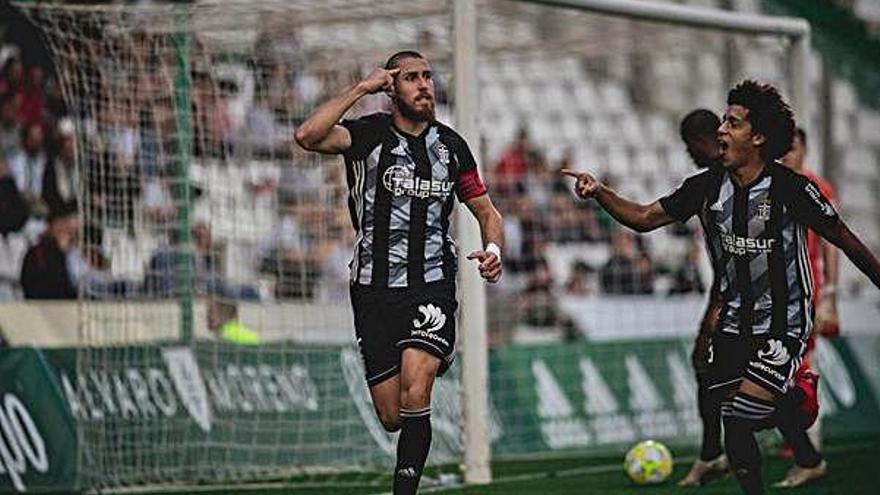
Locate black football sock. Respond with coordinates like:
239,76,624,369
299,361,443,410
722,392,775,495
698,376,724,461
393,407,432,495
776,394,823,468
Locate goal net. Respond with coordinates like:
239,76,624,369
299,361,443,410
14,0,812,491
16,0,467,491
477,0,805,460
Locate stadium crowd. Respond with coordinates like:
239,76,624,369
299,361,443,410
0,28,709,343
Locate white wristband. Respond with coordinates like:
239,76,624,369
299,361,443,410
485,242,502,261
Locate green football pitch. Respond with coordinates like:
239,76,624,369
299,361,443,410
149,435,879,495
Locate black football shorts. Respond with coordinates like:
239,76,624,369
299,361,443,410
350,280,457,387
706,331,806,396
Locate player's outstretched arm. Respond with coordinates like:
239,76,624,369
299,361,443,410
294,68,400,154
464,194,504,283
819,221,880,291
560,169,674,233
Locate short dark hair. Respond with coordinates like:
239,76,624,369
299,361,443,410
680,109,720,143
727,80,795,163
384,50,424,70
794,126,807,147
48,200,78,221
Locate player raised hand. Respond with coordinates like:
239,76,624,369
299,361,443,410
815,292,840,338
560,168,600,199
358,67,400,95
467,247,502,283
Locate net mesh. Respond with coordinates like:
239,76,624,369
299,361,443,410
15,0,806,490
475,0,796,459
18,0,461,490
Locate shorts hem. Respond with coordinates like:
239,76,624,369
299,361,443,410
744,368,788,395
396,338,454,376
366,365,400,387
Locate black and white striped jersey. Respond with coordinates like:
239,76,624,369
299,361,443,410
341,113,487,288
660,162,840,342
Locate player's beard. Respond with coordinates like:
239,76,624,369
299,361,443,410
394,93,435,123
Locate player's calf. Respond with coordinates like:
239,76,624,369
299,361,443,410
722,390,776,495
369,375,402,432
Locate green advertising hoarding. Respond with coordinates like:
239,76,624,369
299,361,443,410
1,336,878,493
0,348,77,493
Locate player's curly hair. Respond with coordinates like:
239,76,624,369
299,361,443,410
727,80,795,163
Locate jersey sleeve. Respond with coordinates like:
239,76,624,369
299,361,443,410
816,175,837,206
659,170,712,222
786,172,840,234
447,132,487,202
340,113,386,160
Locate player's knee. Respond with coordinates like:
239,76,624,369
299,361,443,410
374,405,401,432
379,413,401,433
399,380,432,410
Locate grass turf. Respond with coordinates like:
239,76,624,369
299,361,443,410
146,435,879,495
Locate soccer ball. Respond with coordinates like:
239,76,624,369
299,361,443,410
623,440,673,485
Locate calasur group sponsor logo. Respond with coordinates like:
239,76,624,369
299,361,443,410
382,165,454,200
720,233,776,255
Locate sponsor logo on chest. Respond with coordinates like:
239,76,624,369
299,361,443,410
383,164,454,199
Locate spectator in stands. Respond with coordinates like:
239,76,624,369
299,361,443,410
521,149,553,211
101,100,141,231
207,297,260,345
43,78,67,126
19,200,78,299
600,228,655,294
42,117,78,212
139,93,175,178
493,127,530,195
145,221,226,298
7,120,48,218
192,70,230,158
0,91,21,156
141,173,176,223
244,88,285,156
548,190,604,243
565,261,595,296
505,190,549,273
259,200,321,300
518,258,560,327
0,53,25,101
0,155,27,235
670,241,706,294
18,64,46,125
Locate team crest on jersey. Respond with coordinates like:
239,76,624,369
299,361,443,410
436,143,450,165
757,197,772,221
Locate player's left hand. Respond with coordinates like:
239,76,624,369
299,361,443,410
560,168,600,199
467,250,502,283
816,294,840,338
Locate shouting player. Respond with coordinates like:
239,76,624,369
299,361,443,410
562,80,880,495
295,50,504,494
